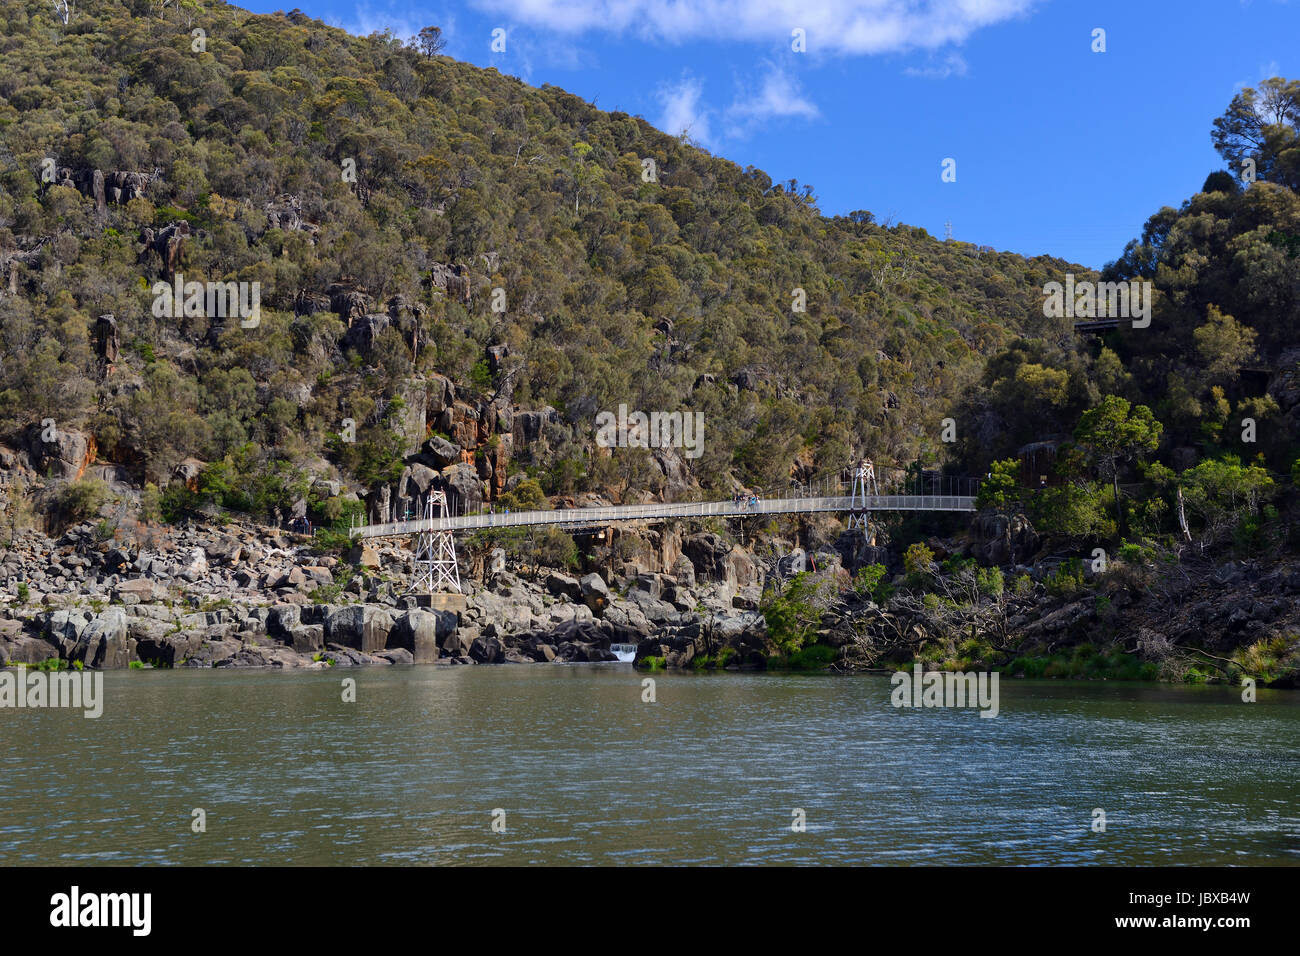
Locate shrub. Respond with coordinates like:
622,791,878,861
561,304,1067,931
54,479,110,525
851,563,893,603
760,572,830,654
785,644,838,670
975,565,1004,597
903,542,935,587
1045,558,1086,597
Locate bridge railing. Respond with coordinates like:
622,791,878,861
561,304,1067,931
352,493,976,538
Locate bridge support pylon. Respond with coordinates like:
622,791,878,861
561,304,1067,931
847,458,879,545
410,491,462,595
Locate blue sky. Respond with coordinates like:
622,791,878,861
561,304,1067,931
238,0,1299,268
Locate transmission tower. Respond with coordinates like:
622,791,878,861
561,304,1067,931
847,458,879,544
409,491,461,594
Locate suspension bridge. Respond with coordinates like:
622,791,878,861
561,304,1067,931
351,460,977,600
349,461,979,598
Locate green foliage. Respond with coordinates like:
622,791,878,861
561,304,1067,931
1008,646,1159,681
975,565,1004,597
159,484,204,523
1074,395,1163,530
468,358,493,391
976,458,1021,513
54,479,110,525
760,572,827,654
192,444,310,521
1231,636,1300,685
782,644,839,671
1044,558,1086,598
496,479,548,512
903,542,935,587
850,563,893,603
16,582,30,603
1028,482,1115,538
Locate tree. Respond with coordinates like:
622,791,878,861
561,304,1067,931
851,563,893,603
1074,396,1163,533
1211,77,1300,190
760,571,835,655
414,26,445,57
903,541,935,587
976,458,1021,515
1201,170,1240,195
1193,305,1256,384
1179,455,1275,548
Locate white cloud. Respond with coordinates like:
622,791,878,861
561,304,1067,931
725,66,819,138
470,0,1035,55
339,3,425,43
904,52,968,79
656,75,714,147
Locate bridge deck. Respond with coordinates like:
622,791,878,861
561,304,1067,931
352,494,976,539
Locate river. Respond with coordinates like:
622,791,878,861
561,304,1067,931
2,666,1296,865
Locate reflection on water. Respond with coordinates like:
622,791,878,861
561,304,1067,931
1,666,1297,865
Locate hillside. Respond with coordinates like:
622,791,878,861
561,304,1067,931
0,0,1092,534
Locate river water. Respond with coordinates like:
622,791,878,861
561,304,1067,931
2,666,1296,865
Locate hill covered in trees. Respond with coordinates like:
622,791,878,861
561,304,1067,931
0,0,1296,571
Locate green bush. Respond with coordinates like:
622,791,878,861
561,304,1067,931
54,479,110,525
903,542,935,587
785,644,839,670
975,565,1004,597
760,572,825,654
1045,558,1086,597
851,563,893,603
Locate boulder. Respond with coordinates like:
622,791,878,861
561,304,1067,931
580,573,610,615
286,625,325,654
469,636,505,664
438,462,484,512
545,572,583,601
348,544,381,568
26,424,93,481
419,436,461,469
74,608,133,669
136,632,203,667
266,604,302,637
0,634,59,666
325,605,393,653
388,609,447,663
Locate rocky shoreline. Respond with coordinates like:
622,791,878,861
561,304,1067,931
1,514,1297,685
0,517,772,671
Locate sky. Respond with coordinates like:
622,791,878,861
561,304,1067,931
236,0,1300,269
